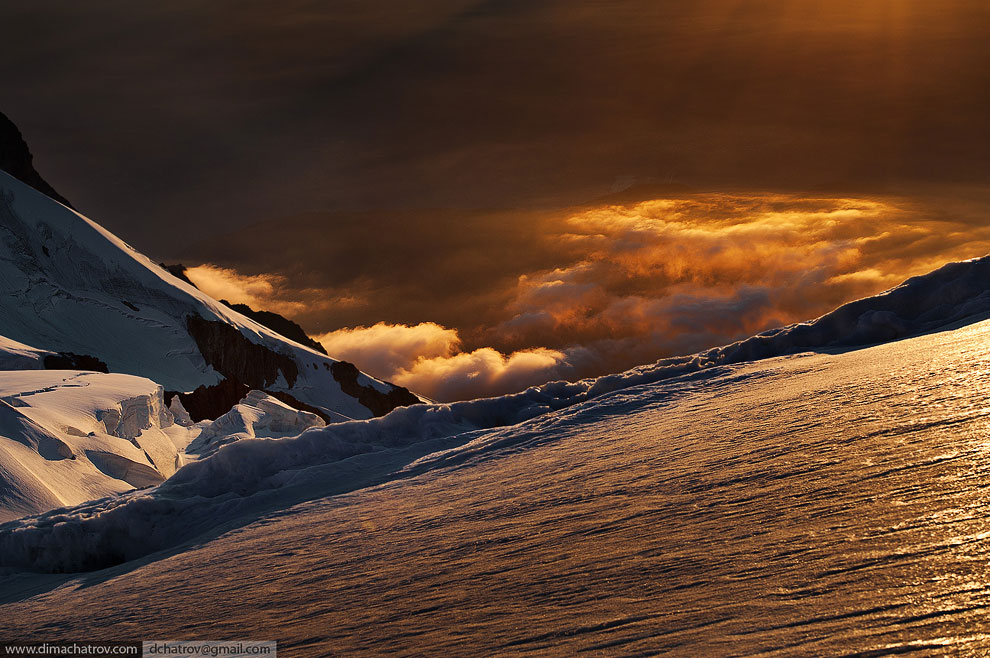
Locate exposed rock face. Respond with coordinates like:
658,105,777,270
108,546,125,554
0,111,72,208
0,121,429,428
169,379,347,424
330,361,422,417
220,299,328,355
160,264,327,355
159,263,197,287
185,315,299,389
174,319,424,422
43,352,109,373
168,378,251,423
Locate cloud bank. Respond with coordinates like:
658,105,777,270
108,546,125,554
184,263,361,319
186,192,990,401
8,1,990,256
316,322,570,402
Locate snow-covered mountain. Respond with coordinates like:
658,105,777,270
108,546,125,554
4,131,990,536
5,114,990,654
3,246,990,572
5,285,990,655
0,111,72,209
0,169,423,424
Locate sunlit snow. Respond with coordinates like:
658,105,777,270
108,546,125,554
5,156,990,654
0,370,184,522
4,315,990,655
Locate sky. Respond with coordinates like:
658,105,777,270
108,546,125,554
2,0,990,400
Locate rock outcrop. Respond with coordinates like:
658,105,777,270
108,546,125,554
158,263,197,287
185,314,299,390
219,299,328,355
43,352,110,373
0,111,72,208
330,361,422,417
0,115,428,425
167,378,251,423
188,390,326,456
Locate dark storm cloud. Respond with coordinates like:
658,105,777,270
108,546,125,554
0,0,482,245
182,206,574,335
5,1,990,398
2,0,990,255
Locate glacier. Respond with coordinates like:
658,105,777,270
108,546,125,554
0,370,189,522
3,309,990,654
3,245,990,572
4,132,990,652
188,390,327,457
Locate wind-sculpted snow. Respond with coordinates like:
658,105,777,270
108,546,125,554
189,390,326,457
0,335,48,370
588,256,990,396
0,371,185,522
4,252,990,572
0,379,595,572
8,318,990,654
702,256,990,362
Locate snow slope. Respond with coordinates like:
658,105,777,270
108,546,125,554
583,254,990,397
0,370,186,522
4,305,990,655
0,335,49,371
3,251,990,569
0,170,421,421
0,370,336,522
188,390,326,457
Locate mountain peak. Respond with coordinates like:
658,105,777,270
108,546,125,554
0,111,72,209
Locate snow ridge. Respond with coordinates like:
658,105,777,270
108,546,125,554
0,170,421,421
0,336,49,371
189,390,326,457
2,222,990,571
0,371,183,523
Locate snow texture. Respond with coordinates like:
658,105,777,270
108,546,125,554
6,311,990,655
188,390,326,456
3,246,990,571
0,370,185,522
3,163,990,572
0,335,50,371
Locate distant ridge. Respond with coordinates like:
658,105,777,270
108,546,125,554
0,111,72,209
7,252,990,573
219,299,329,356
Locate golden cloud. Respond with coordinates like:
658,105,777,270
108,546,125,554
184,264,286,308
317,323,569,402
484,194,990,373
186,191,990,400
185,264,363,319
315,321,460,379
